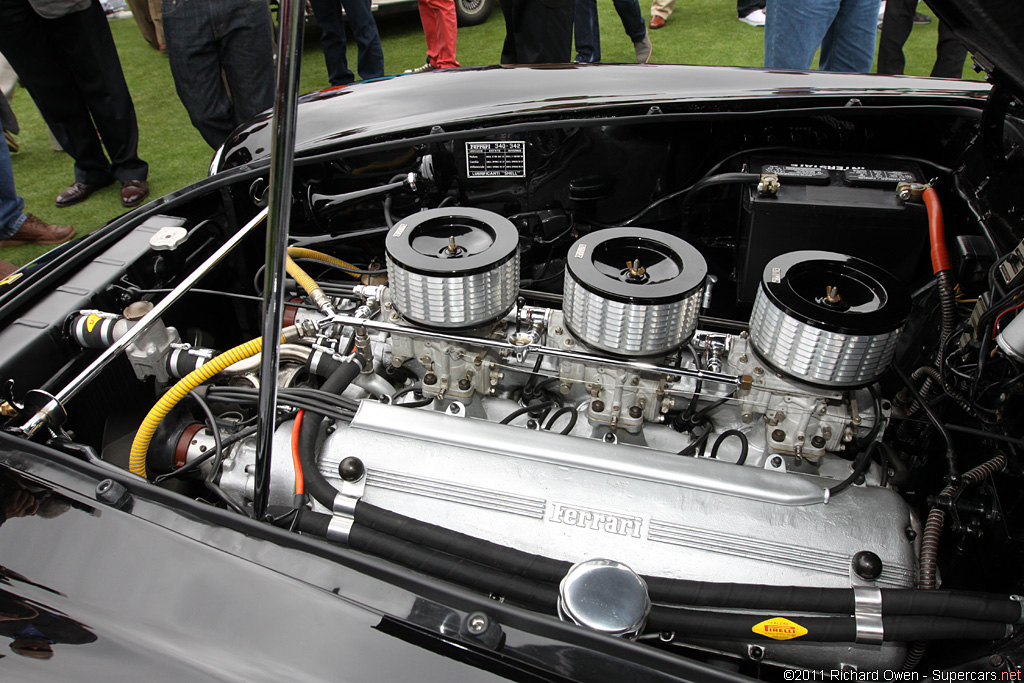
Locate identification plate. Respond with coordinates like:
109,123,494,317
466,141,526,178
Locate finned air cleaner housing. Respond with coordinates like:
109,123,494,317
385,208,520,329
749,251,911,388
563,228,707,357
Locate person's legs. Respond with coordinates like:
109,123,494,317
876,0,914,74
218,0,276,128
149,0,165,47
649,0,675,21
51,0,147,182
574,0,600,63
819,0,879,72
340,0,385,80
164,0,237,148
612,0,646,43
125,0,159,48
499,0,518,64
764,0,840,70
418,0,459,68
309,0,354,85
501,0,574,64
0,140,26,240
0,0,114,186
931,20,967,79
736,0,760,17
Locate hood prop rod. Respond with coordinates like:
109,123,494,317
255,0,306,520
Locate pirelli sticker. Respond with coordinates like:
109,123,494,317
466,141,526,178
751,617,808,641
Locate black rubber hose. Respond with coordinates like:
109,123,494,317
937,269,958,347
352,502,1023,624
500,400,555,425
355,501,572,583
710,429,748,465
544,406,578,435
828,442,878,498
298,360,363,510
894,364,958,478
647,607,1008,642
347,524,559,609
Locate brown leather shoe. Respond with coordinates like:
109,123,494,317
55,182,102,208
120,179,149,208
0,213,75,247
650,15,666,29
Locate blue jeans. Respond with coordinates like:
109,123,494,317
308,0,384,85
574,0,645,63
764,0,880,73
0,141,26,239
162,0,276,149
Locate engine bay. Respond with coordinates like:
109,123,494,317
2,103,1023,675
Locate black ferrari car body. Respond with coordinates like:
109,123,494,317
1,1,1023,679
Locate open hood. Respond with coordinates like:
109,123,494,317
928,0,1024,102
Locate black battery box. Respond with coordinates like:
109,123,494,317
737,156,930,302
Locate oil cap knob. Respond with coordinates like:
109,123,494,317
558,559,651,638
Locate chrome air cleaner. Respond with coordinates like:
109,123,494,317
385,208,519,329
749,251,910,388
563,228,706,357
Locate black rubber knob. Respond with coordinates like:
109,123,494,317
338,457,366,482
852,550,883,581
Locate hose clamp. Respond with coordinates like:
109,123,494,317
853,586,884,644
1010,595,1023,624
326,516,353,544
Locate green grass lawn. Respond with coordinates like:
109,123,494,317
3,1,983,266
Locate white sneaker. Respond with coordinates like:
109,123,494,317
738,8,766,26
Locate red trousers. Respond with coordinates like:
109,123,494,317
418,0,459,68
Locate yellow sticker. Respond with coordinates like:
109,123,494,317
0,272,22,286
85,314,102,333
751,617,809,641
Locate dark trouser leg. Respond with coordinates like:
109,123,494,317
736,0,762,17
0,0,115,185
501,0,574,64
53,0,147,182
164,0,237,149
931,21,967,79
500,0,518,63
218,0,276,127
877,0,914,74
341,0,385,79
574,0,600,63
309,0,354,85
612,0,646,44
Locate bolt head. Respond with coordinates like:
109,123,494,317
770,455,783,468
423,372,437,385
771,429,786,442
467,612,488,634
591,400,605,413
628,406,643,419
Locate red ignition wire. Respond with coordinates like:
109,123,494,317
292,410,305,496
923,187,951,274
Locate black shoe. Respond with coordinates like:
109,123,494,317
913,12,932,24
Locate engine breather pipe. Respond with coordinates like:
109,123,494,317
346,500,1023,623
129,324,306,479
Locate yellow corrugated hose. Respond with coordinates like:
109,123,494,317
129,331,290,479
131,249,362,478
286,248,362,280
